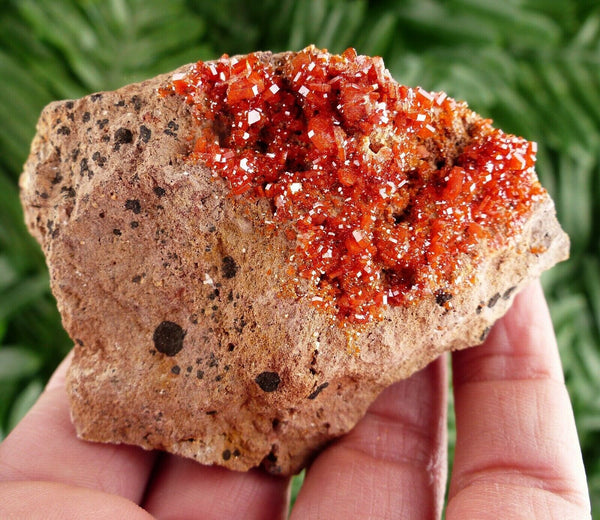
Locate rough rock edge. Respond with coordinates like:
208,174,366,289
20,51,569,475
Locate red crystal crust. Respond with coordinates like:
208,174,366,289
165,46,544,324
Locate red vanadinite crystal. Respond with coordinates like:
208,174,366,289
166,46,544,324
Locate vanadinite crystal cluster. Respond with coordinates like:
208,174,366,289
164,45,544,324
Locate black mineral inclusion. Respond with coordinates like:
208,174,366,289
255,371,281,392
153,321,186,356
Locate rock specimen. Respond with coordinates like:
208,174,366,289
20,46,569,475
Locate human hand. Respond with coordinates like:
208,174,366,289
0,282,591,519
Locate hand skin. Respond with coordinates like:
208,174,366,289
0,282,591,519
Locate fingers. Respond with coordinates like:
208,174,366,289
142,455,290,520
0,481,154,520
448,282,591,519
290,356,448,520
1,350,291,520
0,351,156,504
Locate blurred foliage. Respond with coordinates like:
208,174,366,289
0,0,598,514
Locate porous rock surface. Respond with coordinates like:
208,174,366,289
20,53,569,475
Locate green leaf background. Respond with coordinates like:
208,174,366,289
0,0,598,514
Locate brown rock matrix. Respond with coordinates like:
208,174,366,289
20,47,569,475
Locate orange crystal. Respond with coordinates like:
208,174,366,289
165,46,544,324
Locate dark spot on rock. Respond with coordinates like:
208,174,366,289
114,100,125,107
75,338,84,346
97,118,109,129
130,221,139,229
91,93,103,102
80,158,90,177
224,365,230,371
215,375,222,382
311,349,318,366
164,120,179,137
266,450,277,463
307,382,329,400
272,418,280,430
92,151,107,167
101,134,110,142
139,125,151,143
51,172,63,185
227,343,235,352
153,186,166,197
206,410,216,415
82,112,90,123
487,293,501,308
480,326,491,342
476,303,484,314
61,186,76,198
171,365,181,375
197,370,204,379
66,101,74,109
99,212,105,218
115,127,133,143
234,315,247,333
132,275,142,283
113,228,122,236
114,127,133,151
222,449,231,461
208,353,218,367
131,95,142,111
125,199,141,214
255,371,281,392
222,256,238,279
153,321,186,356
57,125,71,135
186,365,192,373
233,449,241,457
502,286,517,300
435,290,453,307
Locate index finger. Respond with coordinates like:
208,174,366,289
448,281,591,519
0,350,156,504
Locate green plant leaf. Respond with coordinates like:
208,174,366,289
0,273,50,322
0,346,42,382
15,0,212,92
